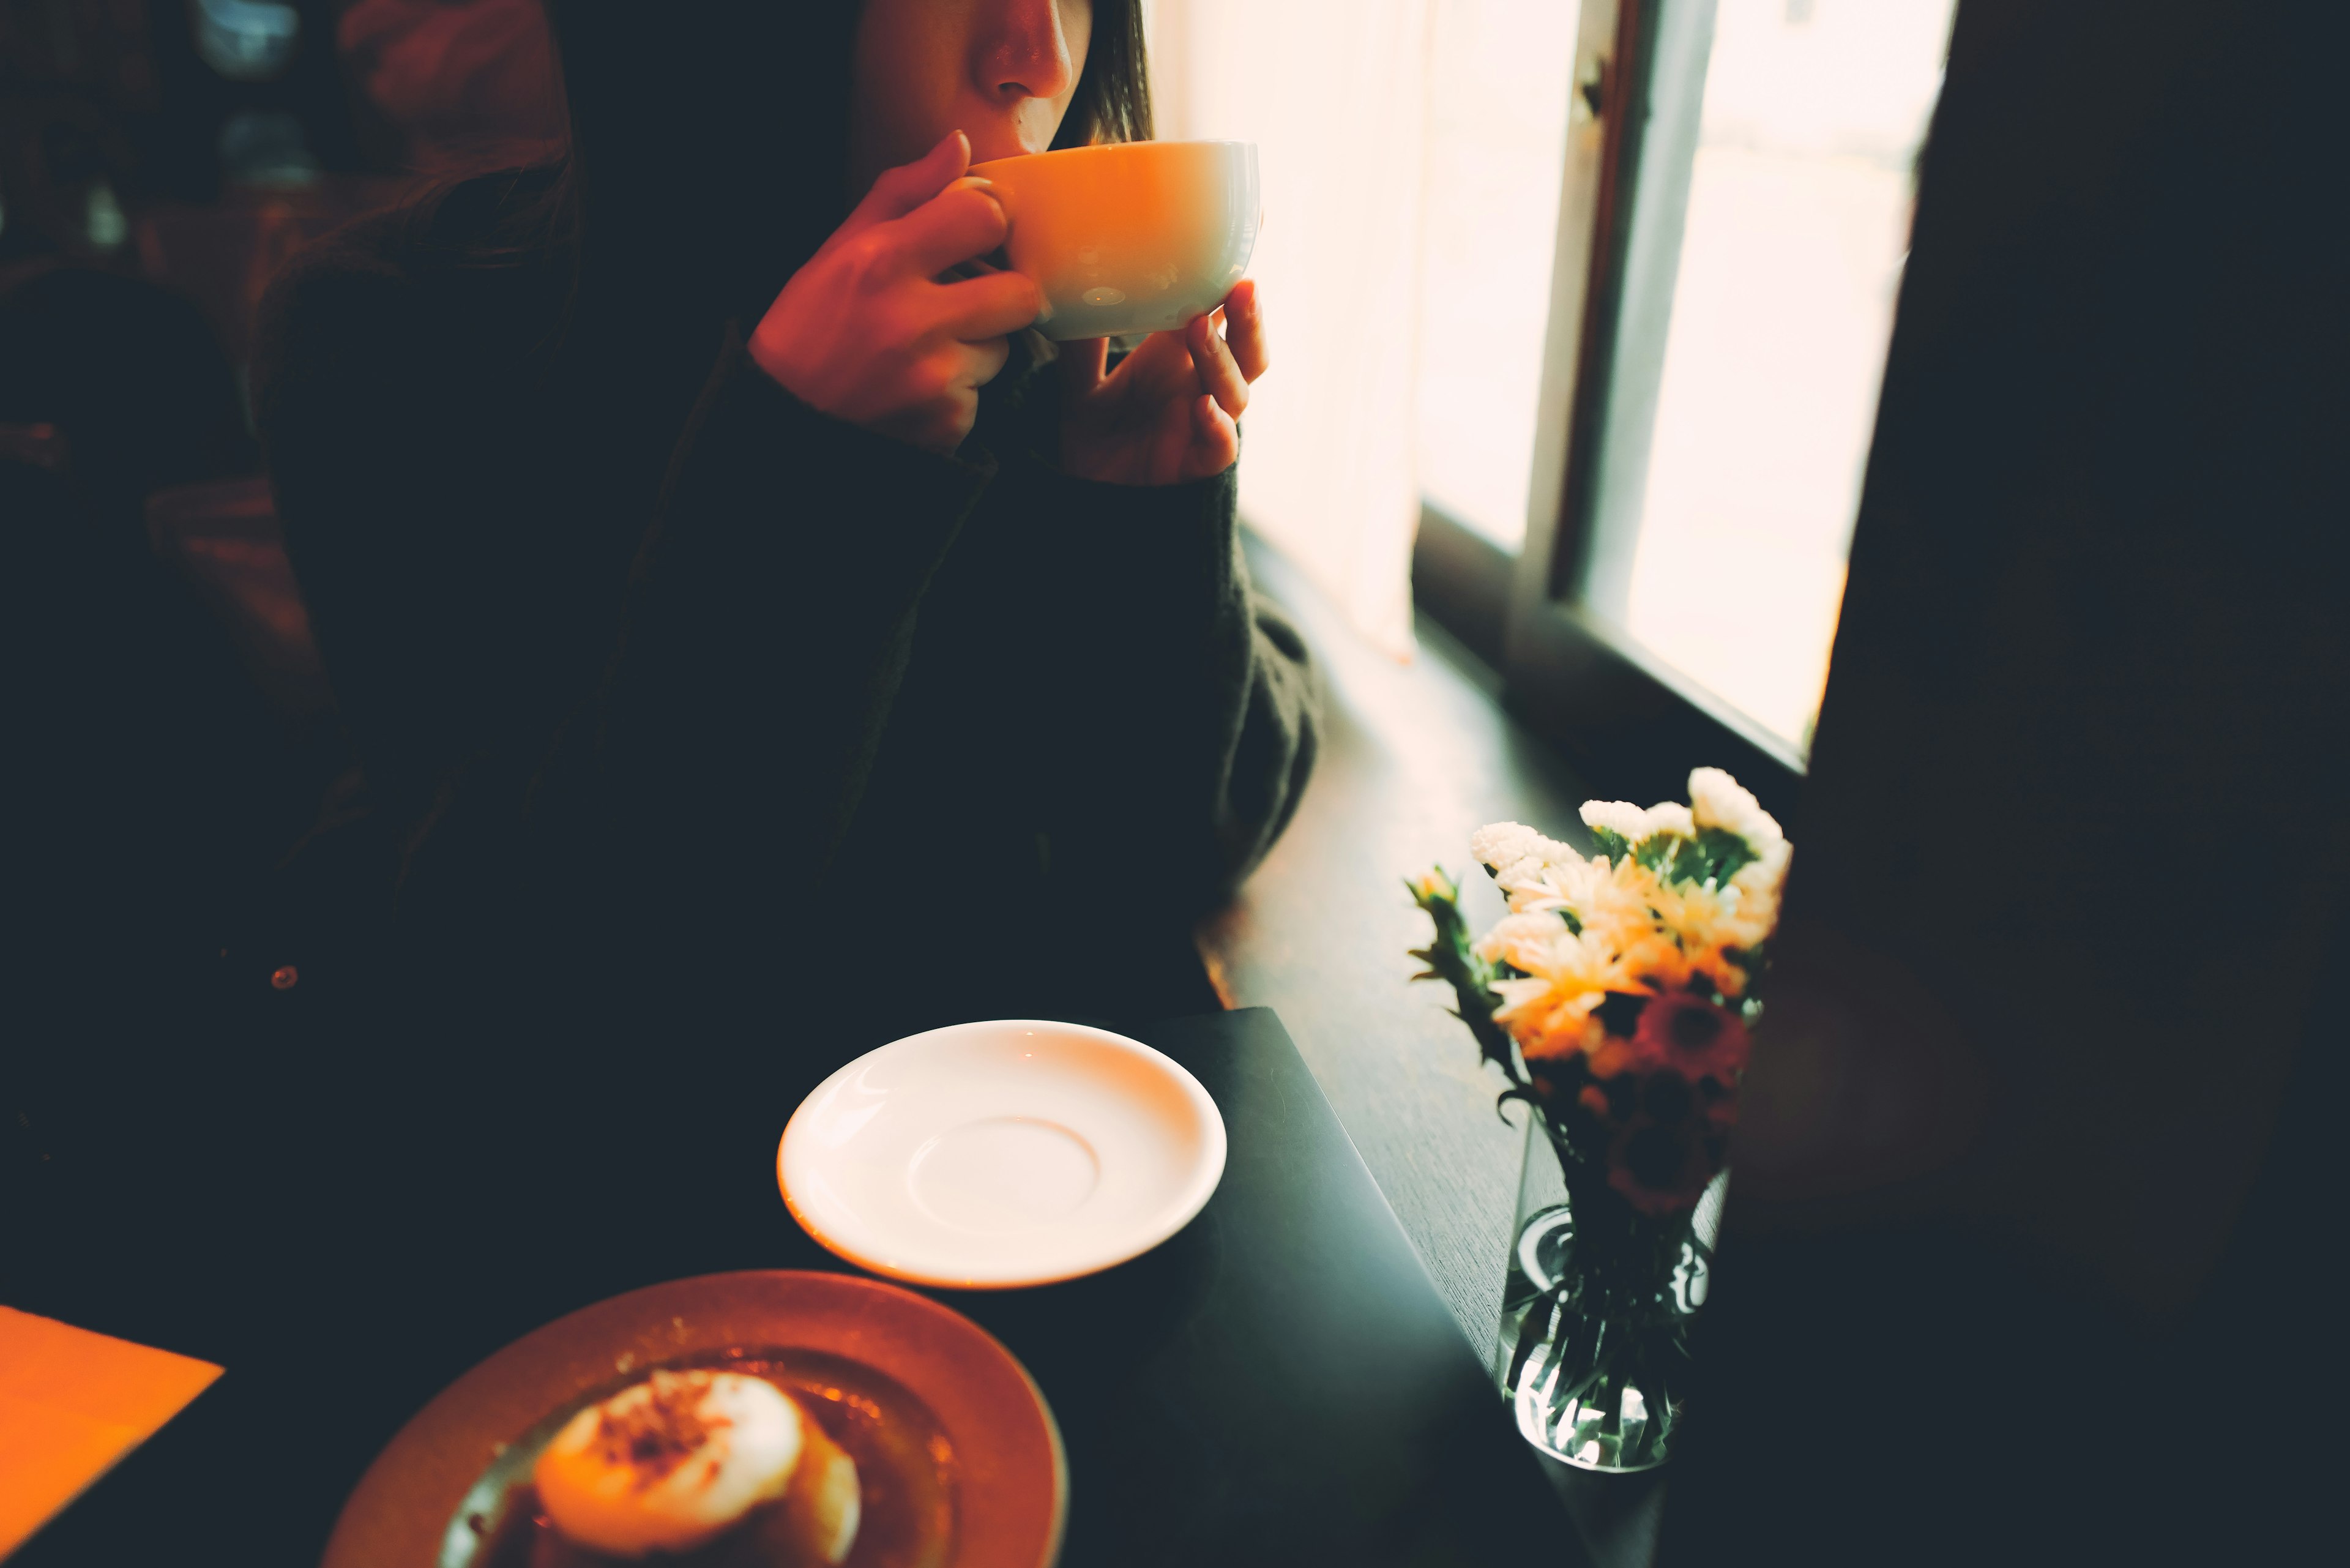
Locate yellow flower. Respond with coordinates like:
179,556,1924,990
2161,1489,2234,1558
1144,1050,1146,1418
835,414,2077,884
1490,977,1604,1061
1688,944,1752,999
1484,921,1629,1058
1404,867,1458,903
1496,920,1625,992
1510,851,1660,933
1614,929,1695,993
1646,878,1774,957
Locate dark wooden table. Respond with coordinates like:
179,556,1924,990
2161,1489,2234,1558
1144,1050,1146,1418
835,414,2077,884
9,1009,1579,1567
5,529,1663,1566
920,1009,1578,1567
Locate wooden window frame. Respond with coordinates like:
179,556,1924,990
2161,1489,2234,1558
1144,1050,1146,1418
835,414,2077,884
1411,0,1805,825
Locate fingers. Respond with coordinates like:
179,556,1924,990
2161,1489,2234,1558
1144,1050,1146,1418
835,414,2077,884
912,337,1010,404
1222,279,1269,382
891,338,1005,451
955,334,1012,390
930,267,1042,341
1187,312,1250,419
846,130,971,231
1111,324,1198,382
890,182,1011,278
1059,335,1111,397
1190,392,1240,471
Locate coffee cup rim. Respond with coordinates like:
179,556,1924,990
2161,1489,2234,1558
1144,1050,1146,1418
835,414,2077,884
969,139,1253,176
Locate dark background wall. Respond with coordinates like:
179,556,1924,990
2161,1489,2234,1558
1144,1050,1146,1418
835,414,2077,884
1660,0,2344,1561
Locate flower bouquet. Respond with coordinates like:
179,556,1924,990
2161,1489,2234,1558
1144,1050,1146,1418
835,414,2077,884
1408,768,1789,1471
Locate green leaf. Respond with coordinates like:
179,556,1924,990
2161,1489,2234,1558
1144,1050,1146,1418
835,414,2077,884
1589,827,1632,862
1406,869,1526,1086
1633,833,1682,875
1630,824,1760,888
1496,1086,1543,1126
1688,825,1758,887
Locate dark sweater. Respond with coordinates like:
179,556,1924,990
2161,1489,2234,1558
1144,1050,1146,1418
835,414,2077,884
250,185,1319,1056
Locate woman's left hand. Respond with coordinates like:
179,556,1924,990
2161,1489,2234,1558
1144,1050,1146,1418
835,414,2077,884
1058,280,1269,487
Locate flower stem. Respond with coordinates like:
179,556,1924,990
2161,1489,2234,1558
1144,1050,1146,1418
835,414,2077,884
1408,872,1523,1085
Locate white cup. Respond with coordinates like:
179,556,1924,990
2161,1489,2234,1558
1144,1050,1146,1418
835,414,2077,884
969,140,1260,342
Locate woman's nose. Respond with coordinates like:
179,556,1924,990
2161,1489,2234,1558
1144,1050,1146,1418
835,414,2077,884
977,0,1076,104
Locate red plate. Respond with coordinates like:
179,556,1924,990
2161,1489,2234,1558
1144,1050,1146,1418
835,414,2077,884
322,1271,1064,1568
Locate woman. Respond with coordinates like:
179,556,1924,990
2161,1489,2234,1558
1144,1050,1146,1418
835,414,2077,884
2,17,1313,1558
253,0,1318,1055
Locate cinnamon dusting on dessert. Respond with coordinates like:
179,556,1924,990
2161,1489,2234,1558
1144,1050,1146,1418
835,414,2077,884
591,1371,736,1488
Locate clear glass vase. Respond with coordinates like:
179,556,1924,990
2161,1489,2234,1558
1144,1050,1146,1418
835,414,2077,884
1494,1113,1725,1472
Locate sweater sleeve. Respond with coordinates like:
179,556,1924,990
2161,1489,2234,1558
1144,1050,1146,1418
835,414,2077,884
255,242,994,941
577,326,996,904
1012,457,1322,914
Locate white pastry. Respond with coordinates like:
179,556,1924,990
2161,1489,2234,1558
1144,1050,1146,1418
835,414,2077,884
534,1370,805,1558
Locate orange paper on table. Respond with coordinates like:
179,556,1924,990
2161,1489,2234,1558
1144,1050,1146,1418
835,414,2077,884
0,1306,222,1556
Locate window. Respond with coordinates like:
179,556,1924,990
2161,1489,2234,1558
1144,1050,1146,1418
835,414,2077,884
1576,0,1953,755
1414,0,1582,553
1414,0,1958,802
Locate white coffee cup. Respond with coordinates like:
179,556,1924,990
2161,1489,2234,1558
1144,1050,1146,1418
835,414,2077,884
968,140,1260,342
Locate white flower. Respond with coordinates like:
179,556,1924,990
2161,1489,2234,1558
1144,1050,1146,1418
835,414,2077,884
1580,799,1695,845
1493,867,1559,916
1474,911,1580,973
1470,821,1575,876
1489,919,1620,988
1512,853,1657,933
1728,837,1791,927
1578,801,1647,842
1471,821,1589,911
1688,767,1785,854
1469,821,1542,869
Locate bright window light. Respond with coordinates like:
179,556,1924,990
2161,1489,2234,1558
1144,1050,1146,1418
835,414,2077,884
1608,0,1957,754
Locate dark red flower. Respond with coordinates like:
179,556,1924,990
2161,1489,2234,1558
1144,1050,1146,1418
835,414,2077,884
1630,992,1750,1083
1606,1116,1718,1215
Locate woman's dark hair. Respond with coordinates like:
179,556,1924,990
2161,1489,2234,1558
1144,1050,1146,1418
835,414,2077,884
412,2,1153,342
1056,1,1154,148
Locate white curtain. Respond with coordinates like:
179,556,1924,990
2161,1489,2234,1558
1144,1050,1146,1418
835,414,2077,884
1145,0,1433,659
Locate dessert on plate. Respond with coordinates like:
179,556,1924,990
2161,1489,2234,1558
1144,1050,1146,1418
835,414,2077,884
487,1368,860,1566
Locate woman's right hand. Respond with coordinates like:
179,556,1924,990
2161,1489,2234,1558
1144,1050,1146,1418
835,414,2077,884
749,131,1040,455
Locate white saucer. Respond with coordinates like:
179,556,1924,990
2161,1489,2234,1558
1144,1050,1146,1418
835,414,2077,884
778,1020,1227,1289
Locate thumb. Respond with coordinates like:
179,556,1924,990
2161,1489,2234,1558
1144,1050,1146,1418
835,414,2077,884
844,130,971,233
1059,337,1110,400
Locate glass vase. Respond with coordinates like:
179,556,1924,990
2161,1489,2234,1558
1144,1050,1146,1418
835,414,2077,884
1493,1113,1725,1472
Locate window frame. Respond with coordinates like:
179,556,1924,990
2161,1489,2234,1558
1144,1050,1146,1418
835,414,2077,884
1411,0,1805,825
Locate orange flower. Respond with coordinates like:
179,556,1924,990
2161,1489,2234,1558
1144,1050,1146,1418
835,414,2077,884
1584,1032,1640,1078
